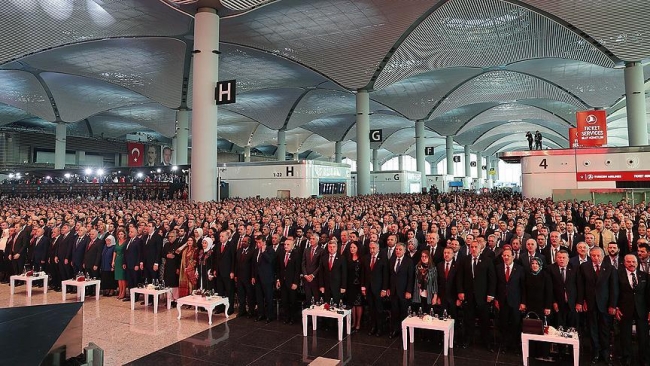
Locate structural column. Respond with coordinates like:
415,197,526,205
476,152,483,188
243,145,251,162
491,157,499,182
415,120,426,187
356,90,370,195
398,154,404,171
463,145,471,189
624,62,648,146
176,109,189,165
486,158,493,188
430,161,437,175
276,129,286,161
372,149,379,171
190,7,219,201
55,122,66,169
334,141,342,163
75,151,85,166
445,136,454,176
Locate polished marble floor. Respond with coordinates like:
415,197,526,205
0,283,226,365
129,315,613,366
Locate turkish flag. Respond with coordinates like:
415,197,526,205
127,142,144,167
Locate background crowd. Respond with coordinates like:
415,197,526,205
0,191,649,365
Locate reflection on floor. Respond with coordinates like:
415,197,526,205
0,284,225,365
131,315,602,366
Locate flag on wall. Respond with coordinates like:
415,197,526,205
127,142,144,167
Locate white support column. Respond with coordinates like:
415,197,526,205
463,145,471,189
176,109,189,165
397,154,404,171
415,120,426,187
476,152,483,188
334,141,342,163
624,61,648,146
356,90,370,195
114,153,121,167
445,136,454,176
492,157,499,183
243,145,251,162
372,149,379,172
276,130,286,161
55,122,66,169
430,161,437,175
190,8,219,202
486,158,493,188
75,151,85,166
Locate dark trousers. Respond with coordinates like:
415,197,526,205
58,260,73,281
390,295,410,332
586,309,612,357
463,298,491,346
12,257,25,277
620,314,648,363
216,275,234,313
555,302,577,328
255,280,275,320
367,291,385,331
236,278,255,314
280,283,298,321
143,265,158,282
126,268,140,290
498,303,521,347
48,261,60,287
303,281,319,305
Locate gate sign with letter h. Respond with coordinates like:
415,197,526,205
215,80,237,105
425,147,434,156
369,129,383,142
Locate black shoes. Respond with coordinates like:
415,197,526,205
368,327,376,336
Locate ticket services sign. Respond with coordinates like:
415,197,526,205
576,110,607,147
568,127,582,148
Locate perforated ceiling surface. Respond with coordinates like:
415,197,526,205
0,0,648,160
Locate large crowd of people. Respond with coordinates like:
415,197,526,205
1,191,649,365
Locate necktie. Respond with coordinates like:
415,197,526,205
284,253,289,267
595,264,600,276
221,244,225,253
87,240,93,250
370,256,376,270
388,248,393,259
395,257,401,272
561,267,566,282
515,251,519,260
599,232,604,247
445,262,450,279
257,250,261,263
568,234,573,250
551,249,555,263
632,272,638,289
329,255,334,270
505,265,510,282
472,257,478,278
127,238,132,250
76,237,82,247
502,232,506,242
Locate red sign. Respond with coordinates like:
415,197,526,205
577,170,650,181
127,142,144,167
568,127,582,148
576,110,607,147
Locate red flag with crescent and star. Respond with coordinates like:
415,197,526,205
127,142,144,167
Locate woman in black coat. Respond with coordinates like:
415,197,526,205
523,257,553,360
161,230,181,302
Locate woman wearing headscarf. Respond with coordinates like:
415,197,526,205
100,235,117,296
198,237,215,291
161,229,181,304
523,257,553,360
193,228,204,246
178,236,198,298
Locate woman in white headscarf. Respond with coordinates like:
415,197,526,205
193,228,204,245
198,237,215,291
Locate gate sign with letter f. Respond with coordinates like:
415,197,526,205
215,80,236,105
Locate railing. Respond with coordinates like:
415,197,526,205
552,188,648,204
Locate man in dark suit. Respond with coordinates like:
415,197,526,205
569,242,591,268
82,229,103,280
47,227,61,290
302,235,323,305
55,224,74,282
615,254,650,366
576,246,618,364
11,223,30,277
141,222,163,284
388,243,414,339
610,222,628,255
561,222,582,256
214,230,237,315
319,239,347,304
436,247,459,327
362,241,389,336
252,235,276,323
235,236,255,317
277,237,301,324
31,227,49,273
124,226,143,301
424,232,444,265
494,246,525,354
520,238,547,273
456,240,496,351
71,227,89,275
550,249,578,329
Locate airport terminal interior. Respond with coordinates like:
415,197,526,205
0,0,650,365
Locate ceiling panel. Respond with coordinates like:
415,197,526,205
0,70,55,121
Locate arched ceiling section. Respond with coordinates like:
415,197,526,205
426,102,499,136
249,123,278,147
0,104,31,126
92,103,177,138
520,0,650,61
482,134,563,155
216,109,261,147
428,147,465,165
429,70,589,121
222,88,303,130
286,128,314,153
517,99,580,124
507,58,625,108
85,116,155,139
298,135,334,156
18,37,187,109
0,70,55,121
472,123,566,147
301,114,356,142
0,0,191,65
370,67,483,120
374,0,615,89
344,114,413,142
381,128,442,155
219,0,437,89
403,137,449,157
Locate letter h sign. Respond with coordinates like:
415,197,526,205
215,80,237,105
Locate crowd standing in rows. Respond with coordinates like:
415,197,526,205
1,191,649,365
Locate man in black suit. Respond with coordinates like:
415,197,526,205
615,254,650,366
605,241,623,270
550,250,578,329
520,238,547,273
48,227,61,290
124,226,143,301
362,241,389,336
388,243,414,338
302,235,323,305
55,224,74,282
11,223,29,276
456,240,496,351
214,230,236,315
561,222,582,256
71,227,89,276
319,239,347,304
277,237,301,324
235,236,255,317
252,234,276,323
610,222,627,255
569,242,591,268
576,246,618,364
31,227,49,273
436,247,459,330
82,229,103,280
424,232,444,265
141,222,162,284
494,246,525,354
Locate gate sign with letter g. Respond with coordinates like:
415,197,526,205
369,129,383,142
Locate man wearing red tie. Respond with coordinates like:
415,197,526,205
213,231,236,315
362,242,388,336
277,237,300,324
318,239,346,304
494,246,525,354
83,229,104,280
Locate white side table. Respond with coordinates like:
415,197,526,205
176,295,230,325
521,332,579,366
10,274,48,297
61,279,101,302
302,306,352,341
401,316,455,355
130,287,172,314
